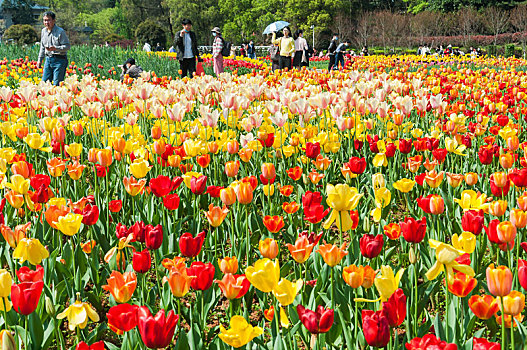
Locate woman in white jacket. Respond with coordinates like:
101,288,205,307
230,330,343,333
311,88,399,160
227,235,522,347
292,29,309,69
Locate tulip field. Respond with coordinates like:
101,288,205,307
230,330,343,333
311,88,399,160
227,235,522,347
2,52,527,350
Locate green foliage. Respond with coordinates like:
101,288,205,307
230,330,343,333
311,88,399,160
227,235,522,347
103,33,124,43
135,19,167,48
505,43,517,57
485,44,497,56
4,24,38,44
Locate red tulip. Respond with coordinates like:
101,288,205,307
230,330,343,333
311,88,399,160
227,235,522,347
347,157,366,174
362,310,390,348
133,249,152,273
206,186,223,198
31,184,49,203
76,341,105,350
399,139,412,154
302,191,330,224
187,262,215,291
82,204,99,226
299,230,323,245
462,210,484,235
381,288,406,327
107,303,138,335
359,234,384,259
179,231,206,257
190,175,207,195
296,304,334,334
305,142,321,159
509,168,527,188
128,221,146,242
149,176,174,197
432,148,447,163
145,224,163,250
137,306,179,349
400,217,427,243
259,132,274,148
263,215,285,233
95,164,107,177
416,195,432,214
405,334,457,350
16,265,44,282
490,174,510,197
109,199,122,213
473,337,501,350
163,194,180,210
478,146,494,165
30,174,51,190
11,281,44,315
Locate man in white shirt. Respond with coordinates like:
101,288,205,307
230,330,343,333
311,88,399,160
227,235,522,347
37,11,70,86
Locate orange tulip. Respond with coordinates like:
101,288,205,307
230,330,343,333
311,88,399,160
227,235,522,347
112,137,126,153
236,182,253,205
489,200,507,217
238,148,253,163
308,170,324,184
46,158,66,177
342,265,365,288
497,221,517,243
102,271,137,303
164,268,194,298
286,167,302,181
282,201,300,214
263,215,284,233
279,185,294,197
208,141,219,154
87,148,98,163
285,236,315,264
264,306,275,321
464,172,478,186
259,238,278,259
81,240,96,254
215,273,249,299
226,140,239,154
0,223,30,249
261,163,276,180
220,187,237,206
448,272,477,297
423,158,438,171
313,155,331,171
518,193,527,211
501,291,525,316
407,155,422,173
495,313,524,328
218,257,238,274
316,243,348,267
446,172,464,188
197,154,211,168
161,257,186,271
123,176,147,197
492,172,508,188
67,161,86,180
204,204,229,227
469,295,499,319
424,170,444,188
97,149,113,167
11,161,31,178
486,264,513,297
225,160,240,177
45,205,69,229
510,209,527,228
383,223,401,240
5,191,23,209
362,265,376,288
429,195,445,215
499,152,515,169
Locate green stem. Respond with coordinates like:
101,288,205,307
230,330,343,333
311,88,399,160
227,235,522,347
414,254,418,338
501,296,506,349
331,267,335,310
444,272,449,342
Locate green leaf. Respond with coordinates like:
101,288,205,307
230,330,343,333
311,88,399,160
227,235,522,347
29,313,44,350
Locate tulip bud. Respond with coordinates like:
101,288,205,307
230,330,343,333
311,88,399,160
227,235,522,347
409,246,417,264
362,215,371,233
0,330,15,350
45,296,56,316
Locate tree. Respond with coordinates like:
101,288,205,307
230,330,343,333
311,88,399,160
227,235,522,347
4,24,38,44
2,0,36,25
135,19,167,47
510,4,527,57
458,7,479,47
484,6,510,45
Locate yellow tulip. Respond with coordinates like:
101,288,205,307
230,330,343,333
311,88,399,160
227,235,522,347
182,171,204,189
454,190,489,212
57,295,100,330
323,183,363,231
13,238,49,265
374,187,391,208
65,143,82,157
425,239,475,281
129,158,151,178
393,179,415,193
280,307,290,328
451,232,476,254
272,278,303,306
263,184,274,196
23,133,46,150
55,213,83,236
245,258,280,293
0,270,12,312
5,174,30,194
219,315,263,348
374,266,404,302
372,173,386,190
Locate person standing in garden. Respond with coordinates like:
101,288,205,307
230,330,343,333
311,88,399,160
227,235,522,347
327,33,338,70
272,26,294,70
37,11,70,86
293,29,309,69
211,27,224,76
247,40,256,59
175,18,199,78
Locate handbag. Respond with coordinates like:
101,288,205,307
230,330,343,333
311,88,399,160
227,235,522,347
269,45,280,62
301,50,307,63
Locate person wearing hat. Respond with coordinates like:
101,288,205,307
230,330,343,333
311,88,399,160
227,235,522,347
119,58,143,81
211,27,224,76
175,18,199,78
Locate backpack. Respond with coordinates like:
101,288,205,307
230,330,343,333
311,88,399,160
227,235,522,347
221,39,231,57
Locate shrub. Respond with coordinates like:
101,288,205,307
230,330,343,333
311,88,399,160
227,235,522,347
485,45,497,57
505,44,516,57
4,24,38,45
135,20,166,48
104,33,125,44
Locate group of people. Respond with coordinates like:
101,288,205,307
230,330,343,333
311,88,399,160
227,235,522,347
326,33,351,71
269,27,313,71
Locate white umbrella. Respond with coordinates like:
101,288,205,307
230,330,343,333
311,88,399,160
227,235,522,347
263,21,290,35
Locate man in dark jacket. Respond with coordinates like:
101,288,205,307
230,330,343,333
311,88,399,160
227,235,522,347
175,18,199,78
327,34,338,71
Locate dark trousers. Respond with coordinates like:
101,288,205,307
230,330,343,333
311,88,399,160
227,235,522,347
334,52,345,69
42,56,68,86
179,58,196,78
279,55,291,70
328,54,335,70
